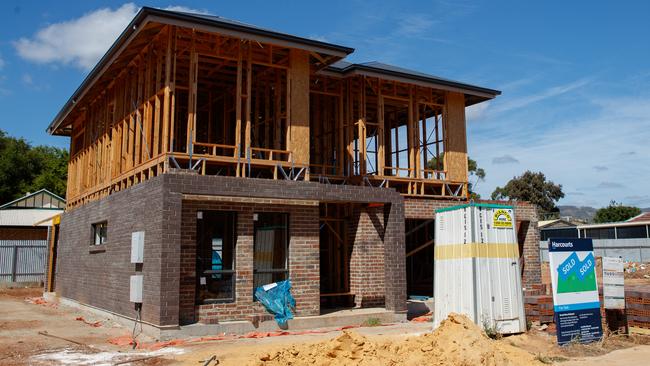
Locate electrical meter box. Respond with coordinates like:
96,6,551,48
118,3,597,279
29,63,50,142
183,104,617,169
131,231,145,263
130,275,143,303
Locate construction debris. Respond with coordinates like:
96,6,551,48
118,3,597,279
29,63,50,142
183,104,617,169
254,313,543,366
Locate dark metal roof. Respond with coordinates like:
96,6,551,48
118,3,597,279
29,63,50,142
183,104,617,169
47,7,354,135
327,60,501,98
147,7,354,55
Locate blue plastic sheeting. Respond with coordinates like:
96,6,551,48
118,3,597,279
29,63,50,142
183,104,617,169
254,280,296,326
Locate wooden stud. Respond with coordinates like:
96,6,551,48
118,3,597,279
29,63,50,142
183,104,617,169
234,41,243,176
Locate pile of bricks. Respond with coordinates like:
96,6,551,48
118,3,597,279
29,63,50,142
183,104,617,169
524,284,622,332
524,297,554,324
524,284,554,324
626,284,650,330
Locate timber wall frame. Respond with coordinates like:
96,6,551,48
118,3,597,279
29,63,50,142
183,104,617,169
57,21,481,209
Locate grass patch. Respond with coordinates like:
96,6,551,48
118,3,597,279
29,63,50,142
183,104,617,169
482,319,502,340
535,354,569,364
363,317,382,327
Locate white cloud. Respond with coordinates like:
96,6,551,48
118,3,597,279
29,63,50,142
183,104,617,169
490,78,590,114
597,182,624,189
470,95,650,207
162,6,210,14
13,4,210,70
14,3,138,70
396,15,437,37
492,155,519,164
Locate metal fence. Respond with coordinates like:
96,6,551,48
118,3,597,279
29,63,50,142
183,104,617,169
0,240,47,283
540,238,650,263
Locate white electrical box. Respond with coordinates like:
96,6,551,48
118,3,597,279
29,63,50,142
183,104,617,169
131,231,145,263
130,275,143,303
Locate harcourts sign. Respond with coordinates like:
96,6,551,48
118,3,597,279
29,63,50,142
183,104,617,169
548,238,602,345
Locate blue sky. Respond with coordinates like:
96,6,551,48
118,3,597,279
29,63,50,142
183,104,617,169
0,1,649,208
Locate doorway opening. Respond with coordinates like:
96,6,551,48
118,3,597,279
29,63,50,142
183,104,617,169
319,203,354,309
406,219,435,297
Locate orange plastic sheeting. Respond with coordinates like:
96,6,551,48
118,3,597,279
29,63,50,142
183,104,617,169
75,316,102,327
410,312,432,323
111,324,369,350
25,297,58,308
108,335,136,347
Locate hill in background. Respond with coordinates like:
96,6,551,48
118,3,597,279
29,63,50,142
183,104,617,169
558,205,650,223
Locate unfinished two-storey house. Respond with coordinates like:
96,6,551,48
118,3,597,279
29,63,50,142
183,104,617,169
47,7,542,337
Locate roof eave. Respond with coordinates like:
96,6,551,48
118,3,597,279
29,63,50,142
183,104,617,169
324,64,501,101
144,7,354,56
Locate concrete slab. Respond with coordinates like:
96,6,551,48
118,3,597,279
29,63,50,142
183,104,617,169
166,307,403,339
44,292,405,340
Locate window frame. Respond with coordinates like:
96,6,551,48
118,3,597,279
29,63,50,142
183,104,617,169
253,212,290,291
91,221,108,246
196,210,237,304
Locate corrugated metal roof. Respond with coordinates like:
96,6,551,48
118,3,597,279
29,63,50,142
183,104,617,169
577,220,650,230
0,209,64,227
538,219,578,229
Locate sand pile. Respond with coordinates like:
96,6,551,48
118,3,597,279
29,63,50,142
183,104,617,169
257,313,542,366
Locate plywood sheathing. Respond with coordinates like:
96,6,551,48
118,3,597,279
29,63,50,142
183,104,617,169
443,91,468,184
288,49,310,167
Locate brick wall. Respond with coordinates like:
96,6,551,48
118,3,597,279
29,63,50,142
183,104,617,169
55,170,541,327
348,205,386,307
55,171,406,327
179,199,319,324
163,172,407,316
403,198,542,288
55,177,167,325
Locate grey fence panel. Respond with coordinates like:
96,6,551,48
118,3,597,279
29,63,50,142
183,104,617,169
16,246,47,282
540,238,650,263
0,246,13,282
0,240,47,283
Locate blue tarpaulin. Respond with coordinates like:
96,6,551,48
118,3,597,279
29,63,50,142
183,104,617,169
254,280,296,326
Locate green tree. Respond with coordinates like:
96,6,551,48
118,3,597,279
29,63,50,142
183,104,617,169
491,171,564,218
593,201,641,223
428,153,485,199
28,145,69,198
0,130,35,203
0,129,68,203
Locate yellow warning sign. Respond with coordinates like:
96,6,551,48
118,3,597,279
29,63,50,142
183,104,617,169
493,209,513,228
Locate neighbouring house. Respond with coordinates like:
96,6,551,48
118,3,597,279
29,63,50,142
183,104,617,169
0,189,65,283
539,217,650,262
46,7,541,337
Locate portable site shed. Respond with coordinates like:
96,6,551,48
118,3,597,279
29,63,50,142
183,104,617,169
433,203,526,334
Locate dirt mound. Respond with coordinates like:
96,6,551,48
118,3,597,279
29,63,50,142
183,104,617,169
257,313,542,366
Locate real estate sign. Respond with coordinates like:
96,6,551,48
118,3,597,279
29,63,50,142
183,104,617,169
602,256,625,309
548,238,603,345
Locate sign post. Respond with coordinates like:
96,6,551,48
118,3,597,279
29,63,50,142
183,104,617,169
548,238,603,345
602,257,625,310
